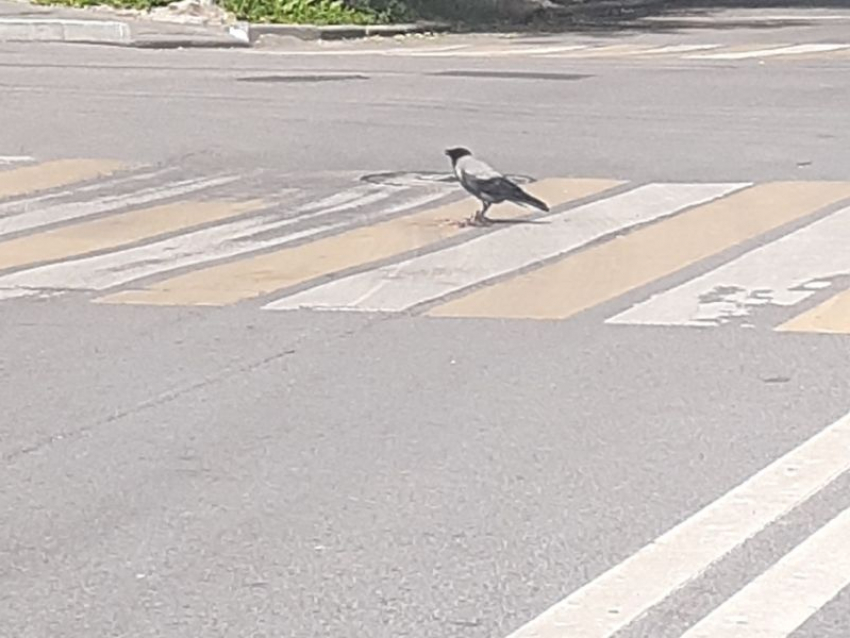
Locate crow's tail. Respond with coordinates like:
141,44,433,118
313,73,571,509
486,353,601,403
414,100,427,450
515,188,549,212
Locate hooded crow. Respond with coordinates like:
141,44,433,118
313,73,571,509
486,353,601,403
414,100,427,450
445,147,549,225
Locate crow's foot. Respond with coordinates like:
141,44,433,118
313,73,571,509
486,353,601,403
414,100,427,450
457,215,492,228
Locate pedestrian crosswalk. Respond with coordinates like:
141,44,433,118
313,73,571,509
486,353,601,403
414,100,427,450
247,41,850,63
3,155,850,334
506,408,850,638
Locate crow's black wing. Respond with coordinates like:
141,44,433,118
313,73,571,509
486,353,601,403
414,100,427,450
467,174,528,203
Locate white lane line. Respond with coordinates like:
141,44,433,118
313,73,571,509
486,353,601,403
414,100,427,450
0,186,448,301
687,43,850,59
503,409,850,638
681,504,850,637
263,183,748,313
607,204,850,328
0,175,239,238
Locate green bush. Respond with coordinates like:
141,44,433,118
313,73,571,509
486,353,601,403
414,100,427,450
222,0,389,23
33,0,482,24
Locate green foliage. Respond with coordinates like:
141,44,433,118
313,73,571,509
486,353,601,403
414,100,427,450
222,0,383,24
33,0,481,24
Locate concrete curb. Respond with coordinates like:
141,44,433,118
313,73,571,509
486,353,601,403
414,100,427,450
235,20,450,44
0,17,132,43
0,14,449,47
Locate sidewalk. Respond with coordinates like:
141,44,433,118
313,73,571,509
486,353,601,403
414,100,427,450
0,0,448,48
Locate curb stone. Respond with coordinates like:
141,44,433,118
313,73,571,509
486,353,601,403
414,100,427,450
0,14,449,47
0,17,131,43
237,21,450,44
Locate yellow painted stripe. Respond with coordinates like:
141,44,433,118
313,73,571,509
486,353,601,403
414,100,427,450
428,181,850,320
97,178,623,306
0,159,127,200
776,289,850,334
0,199,265,271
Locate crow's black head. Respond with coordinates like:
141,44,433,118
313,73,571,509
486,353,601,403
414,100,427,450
444,147,472,163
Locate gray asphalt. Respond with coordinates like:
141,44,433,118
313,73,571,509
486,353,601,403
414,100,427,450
2,9,850,637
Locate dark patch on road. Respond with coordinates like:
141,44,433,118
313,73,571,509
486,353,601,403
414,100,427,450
237,74,369,83
432,70,592,81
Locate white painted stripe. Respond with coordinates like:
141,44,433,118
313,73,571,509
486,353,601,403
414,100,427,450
0,175,238,237
0,219,341,300
503,409,850,638
632,44,723,55
0,155,34,165
688,43,850,59
482,45,590,57
681,504,850,637
0,167,174,216
607,203,850,328
301,188,393,215
264,183,747,313
0,187,448,300
383,45,472,56
295,184,380,212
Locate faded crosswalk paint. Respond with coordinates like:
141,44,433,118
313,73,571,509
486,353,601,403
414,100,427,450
777,288,850,334
688,43,850,60
3,154,850,333
0,175,240,237
431,182,850,320
98,179,617,306
0,199,265,271
264,183,740,313
608,197,850,328
245,41,850,63
0,159,126,199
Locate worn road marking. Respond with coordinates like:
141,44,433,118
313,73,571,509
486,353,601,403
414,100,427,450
0,199,264,271
628,44,722,56
687,43,850,60
0,175,239,238
457,45,589,57
776,287,850,334
0,221,337,301
680,505,850,637
265,183,742,314
0,167,175,218
504,409,850,638
0,182,439,300
541,44,648,58
0,155,34,165
431,182,850,320
0,159,126,200
98,178,617,307
607,197,850,328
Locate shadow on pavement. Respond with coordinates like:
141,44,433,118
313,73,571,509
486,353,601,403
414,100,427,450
444,0,850,35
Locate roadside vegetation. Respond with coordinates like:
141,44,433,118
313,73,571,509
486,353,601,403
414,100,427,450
31,0,438,24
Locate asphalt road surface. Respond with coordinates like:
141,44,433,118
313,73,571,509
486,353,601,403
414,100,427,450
2,7,850,637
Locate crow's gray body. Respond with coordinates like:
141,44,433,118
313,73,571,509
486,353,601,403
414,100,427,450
444,147,549,225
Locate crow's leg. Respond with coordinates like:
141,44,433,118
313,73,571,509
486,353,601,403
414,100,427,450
473,201,492,225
